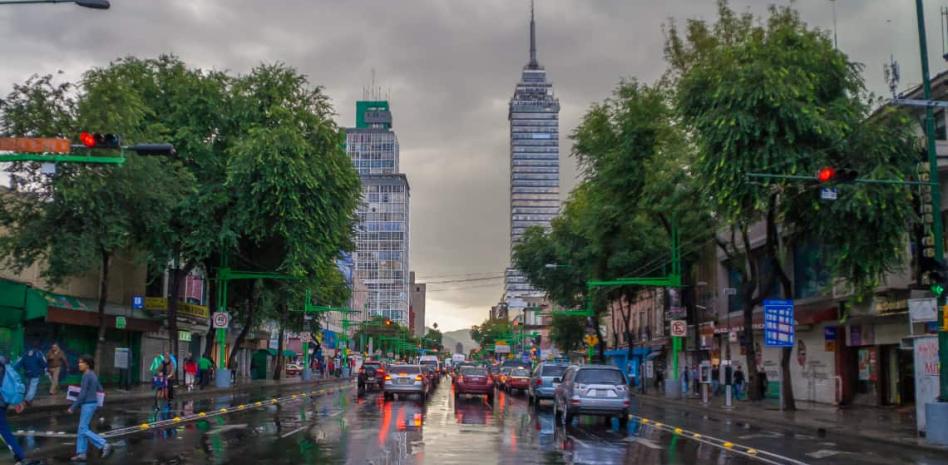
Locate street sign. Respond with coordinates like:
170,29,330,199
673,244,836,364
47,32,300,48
212,312,229,329
909,298,938,323
0,137,71,153
179,330,191,342
763,299,795,347
723,287,737,296
113,348,130,369
131,295,144,310
115,316,126,329
820,187,838,200
670,320,687,337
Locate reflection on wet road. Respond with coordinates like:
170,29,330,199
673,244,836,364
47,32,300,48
12,378,948,464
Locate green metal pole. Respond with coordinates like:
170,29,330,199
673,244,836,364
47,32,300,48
916,0,948,402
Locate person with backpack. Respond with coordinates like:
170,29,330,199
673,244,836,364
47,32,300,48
0,355,28,465
14,344,46,405
67,355,112,462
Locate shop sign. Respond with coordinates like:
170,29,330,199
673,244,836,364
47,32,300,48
872,295,908,316
908,298,938,323
913,336,941,433
115,316,126,329
763,299,794,347
823,326,837,352
178,330,191,342
858,347,876,381
145,297,210,319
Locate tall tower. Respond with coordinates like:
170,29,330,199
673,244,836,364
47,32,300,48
346,100,411,326
505,0,560,311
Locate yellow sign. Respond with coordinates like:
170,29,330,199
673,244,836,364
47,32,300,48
584,334,599,346
144,297,210,319
944,305,948,331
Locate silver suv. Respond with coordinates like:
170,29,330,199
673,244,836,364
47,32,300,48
528,362,568,406
383,364,429,400
553,364,630,427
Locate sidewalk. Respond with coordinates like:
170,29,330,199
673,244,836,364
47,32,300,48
633,390,947,452
22,375,352,414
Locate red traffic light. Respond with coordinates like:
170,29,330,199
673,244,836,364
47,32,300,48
79,131,96,148
817,167,836,183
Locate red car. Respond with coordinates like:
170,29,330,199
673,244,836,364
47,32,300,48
504,367,531,393
454,366,494,403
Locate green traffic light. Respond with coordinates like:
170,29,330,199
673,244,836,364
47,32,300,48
932,283,945,298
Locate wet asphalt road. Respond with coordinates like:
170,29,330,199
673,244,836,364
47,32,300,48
7,378,948,465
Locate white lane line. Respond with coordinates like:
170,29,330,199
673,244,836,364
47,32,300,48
280,426,305,438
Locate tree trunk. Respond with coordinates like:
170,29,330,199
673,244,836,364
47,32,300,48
228,303,254,369
766,195,796,411
203,261,216,358
272,304,287,380
167,261,181,380
93,251,111,374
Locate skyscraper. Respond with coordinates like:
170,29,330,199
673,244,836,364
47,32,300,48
346,101,411,325
505,1,560,309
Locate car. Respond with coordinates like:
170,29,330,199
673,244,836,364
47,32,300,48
383,364,429,400
505,367,532,393
553,364,630,427
285,362,302,376
528,362,568,405
452,362,476,386
419,356,441,379
421,364,439,387
454,365,494,403
358,361,387,394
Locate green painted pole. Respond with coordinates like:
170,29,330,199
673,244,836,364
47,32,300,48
916,0,948,402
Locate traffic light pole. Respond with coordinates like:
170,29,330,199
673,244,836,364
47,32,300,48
916,0,948,446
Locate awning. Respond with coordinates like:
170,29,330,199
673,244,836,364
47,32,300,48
0,279,48,326
267,349,297,358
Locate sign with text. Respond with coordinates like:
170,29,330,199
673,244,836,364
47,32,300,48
0,137,71,153
909,298,938,323
670,320,687,338
763,299,794,347
113,347,130,369
913,335,941,433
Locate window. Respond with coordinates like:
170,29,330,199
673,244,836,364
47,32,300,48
793,241,830,299
725,261,743,313
461,367,487,376
541,365,567,377
575,368,625,384
756,254,782,300
937,110,947,141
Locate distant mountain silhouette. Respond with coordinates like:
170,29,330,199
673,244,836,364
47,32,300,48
441,328,478,354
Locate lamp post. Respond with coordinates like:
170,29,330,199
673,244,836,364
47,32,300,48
0,0,109,8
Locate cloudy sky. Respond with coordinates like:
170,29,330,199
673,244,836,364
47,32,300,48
0,0,942,331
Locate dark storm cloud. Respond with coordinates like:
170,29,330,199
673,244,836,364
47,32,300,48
0,0,940,330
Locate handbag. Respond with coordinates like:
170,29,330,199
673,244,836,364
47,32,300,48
66,385,105,407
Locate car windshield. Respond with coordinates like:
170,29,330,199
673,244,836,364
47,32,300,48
364,363,381,369
390,366,421,374
541,365,567,377
511,368,530,376
461,367,487,376
575,368,625,384
420,360,437,366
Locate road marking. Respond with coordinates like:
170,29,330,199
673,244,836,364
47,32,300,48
280,426,305,438
632,437,662,449
806,450,843,459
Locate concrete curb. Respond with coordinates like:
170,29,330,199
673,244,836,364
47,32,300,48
633,393,948,454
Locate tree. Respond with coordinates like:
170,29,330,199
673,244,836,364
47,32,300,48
470,318,513,348
0,72,194,372
666,1,918,407
549,313,585,354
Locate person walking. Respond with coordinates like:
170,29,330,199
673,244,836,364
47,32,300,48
45,344,67,395
184,356,197,391
0,355,28,465
733,364,746,400
198,354,213,389
14,345,46,405
67,355,112,462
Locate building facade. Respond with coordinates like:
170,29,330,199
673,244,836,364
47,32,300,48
346,101,411,325
409,271,426,337
505,2,560,316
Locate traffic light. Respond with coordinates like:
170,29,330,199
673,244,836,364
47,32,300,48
920,256,948,297
816,166,858,183
79,131,120,150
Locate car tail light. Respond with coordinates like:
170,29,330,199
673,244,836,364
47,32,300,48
570,399,582,405
534,378,541,386
384,375,392,381
501,376,507,382
457,376,463,383
486,376,493,384
415,375,424,381
623,400,631,407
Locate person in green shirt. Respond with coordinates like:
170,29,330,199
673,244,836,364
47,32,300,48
198,355,213,389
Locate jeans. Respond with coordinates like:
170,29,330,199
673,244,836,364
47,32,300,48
25,376,40,402
0,407,25,461
76,403,106,455
49,367,62,394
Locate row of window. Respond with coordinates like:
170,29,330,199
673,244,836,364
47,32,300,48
512,174,559,182
510,112,556,120
359,222,405,232
356,232,406,241
512,147,559,154
365,193,407,203
511,198,560,206
511,187,559,194
512,207,559,215
512,165,558,172
512,180,559,187
365,184,406,194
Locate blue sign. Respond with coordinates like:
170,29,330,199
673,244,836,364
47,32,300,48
764,299,795,347
131,295,144,310
820,187,838,201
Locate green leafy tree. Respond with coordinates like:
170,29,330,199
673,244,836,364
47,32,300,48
0,72,194,372
470,318,513,348
666,1,918,407
549,313,585,354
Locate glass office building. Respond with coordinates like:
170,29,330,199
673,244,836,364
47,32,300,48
505,3,560,303
346,101,411,325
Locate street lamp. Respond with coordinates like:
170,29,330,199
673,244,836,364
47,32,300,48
0,0,109,8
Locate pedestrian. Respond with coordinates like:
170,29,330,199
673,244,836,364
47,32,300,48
198,354,212,389
67,355,112,462
758,367,768,400
655,367,664,392
161,352,174,402
46,343,67,396
14,344,46,405
680,367,689,396
184,355,197,391
0,355,28,465
328,358,335,378
733,364,745,400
